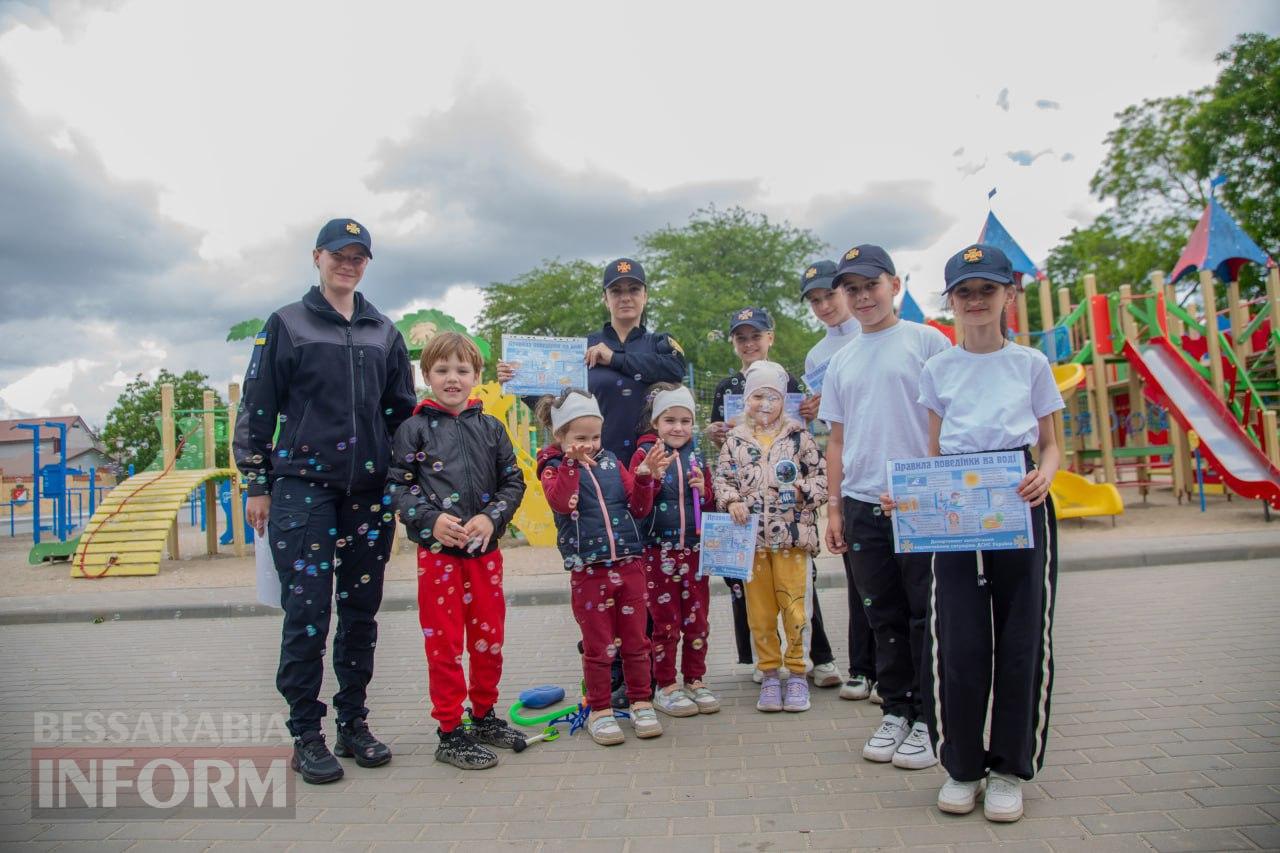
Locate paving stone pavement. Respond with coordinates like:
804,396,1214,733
0,557,1277,852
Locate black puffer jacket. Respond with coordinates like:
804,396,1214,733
386,399,526,557
234,286,416,496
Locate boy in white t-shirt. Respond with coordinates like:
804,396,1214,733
818,244,950,770
797,259,875,703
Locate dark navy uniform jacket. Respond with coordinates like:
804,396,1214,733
586,323,686,460
234,286,416,497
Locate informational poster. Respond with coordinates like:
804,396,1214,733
722,393,805,426
697,512,758,580
501,334,588,396
255,540,282,609
886,452,1034,554
802,359,830,395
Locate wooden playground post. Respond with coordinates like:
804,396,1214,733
1038,279,1068,459
1264,411,1279,470
1268,267,1280,383
228,383,246,557
1150,271,1187,501
1199,270,1227,402
1058,285,1085,459
202,389,218,557
1083,275,1117,484
1015,287,1030,346
161,383,179,560
1119,285,1150,499
1227,278,1249,361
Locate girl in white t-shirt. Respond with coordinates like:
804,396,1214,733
905,243,1064,824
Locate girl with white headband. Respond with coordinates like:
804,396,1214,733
630,383,719,718
534,388,673,746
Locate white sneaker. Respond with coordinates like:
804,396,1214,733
653,686,698,718
870,682,882,705
630,706,664,739
752,668,766,684
862,714,910,762
892,721,938,770
938,775,983,814
588,713,624,746
810,662,843,687
984,772,1023,822
839,675,872,701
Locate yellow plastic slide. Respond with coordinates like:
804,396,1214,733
471,382,558,547
1048,363,1124,520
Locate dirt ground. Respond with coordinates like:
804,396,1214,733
2,484,1273,598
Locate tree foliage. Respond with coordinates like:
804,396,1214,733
100,370,226,475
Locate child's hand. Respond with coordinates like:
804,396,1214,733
564,443,597,466
1017,468,1051,507
462,514,495,553
496,361,517,383
798,394,821,422
728,501,750,525
707,421,731,445
431,513,468,548
640,444,673,479
825,511,848,554
878,492,895,516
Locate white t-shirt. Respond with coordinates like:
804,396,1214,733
818,320,952,502
804,316,862,377
918,343,1065,455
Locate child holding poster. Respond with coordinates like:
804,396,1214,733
534,389,669,746
629,383,720,717
905,244,1063,823
713,361,826,714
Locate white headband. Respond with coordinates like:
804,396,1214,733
550,392,603,434
742,360,787,400
651,387,696,423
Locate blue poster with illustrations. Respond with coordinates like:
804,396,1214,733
501,334,588,396
886,452,1034,554
697,512,758,580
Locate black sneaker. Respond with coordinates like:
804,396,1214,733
469,708,525,750
435,726,498,770
291,731,344,784
610,681,630,710
334,719,392,768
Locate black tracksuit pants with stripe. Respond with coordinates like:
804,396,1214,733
923,492,1058,782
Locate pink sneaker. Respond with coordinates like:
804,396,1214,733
784,675,811,712
756,675,783,712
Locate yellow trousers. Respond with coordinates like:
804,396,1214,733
744,548,811,675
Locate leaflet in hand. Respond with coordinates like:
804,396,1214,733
501,334,589,396
722,393,805,426
697,511,758,581
802,359,829,395
886,452,1034,554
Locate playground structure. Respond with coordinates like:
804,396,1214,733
71,385,245,578
7,420,109,563
472,381,557,547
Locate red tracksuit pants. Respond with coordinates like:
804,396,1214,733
644,544,710,688
569,557,651,712
416,547,506,732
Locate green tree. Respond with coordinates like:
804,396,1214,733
473,259,605,380
640,206,825,381
100,370,227,475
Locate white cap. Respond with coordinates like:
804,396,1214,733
742,360,787,400
550,392,603,434
651,386,696,423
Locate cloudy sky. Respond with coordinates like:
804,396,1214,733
1,0,1277,424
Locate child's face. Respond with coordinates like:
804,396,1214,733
839,272,900,333
949,278,1014,329
747,388,783,429
654,407,694,449
426,353,477,412
560,416,602,455
804,287,851,327
731,327,773,366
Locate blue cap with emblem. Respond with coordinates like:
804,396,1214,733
800,259,838,296
943,243,1013,293
603,257,646,289
316,218,372,258
728,306,773,334
833,244,895,283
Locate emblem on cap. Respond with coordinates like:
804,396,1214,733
805,267,818,279
616,261,632,274
845,248,860,261
736,308,754,321
346,222,361,235
963,247,983,263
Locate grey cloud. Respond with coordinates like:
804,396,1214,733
956,157,988,177
366,81,760,309
1035,99,1061,110
804,181,956,254
952,147,965,156
1159,0,1280,58
1006,148,1054,166
996,88,1010,111
1061,152,1076,162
